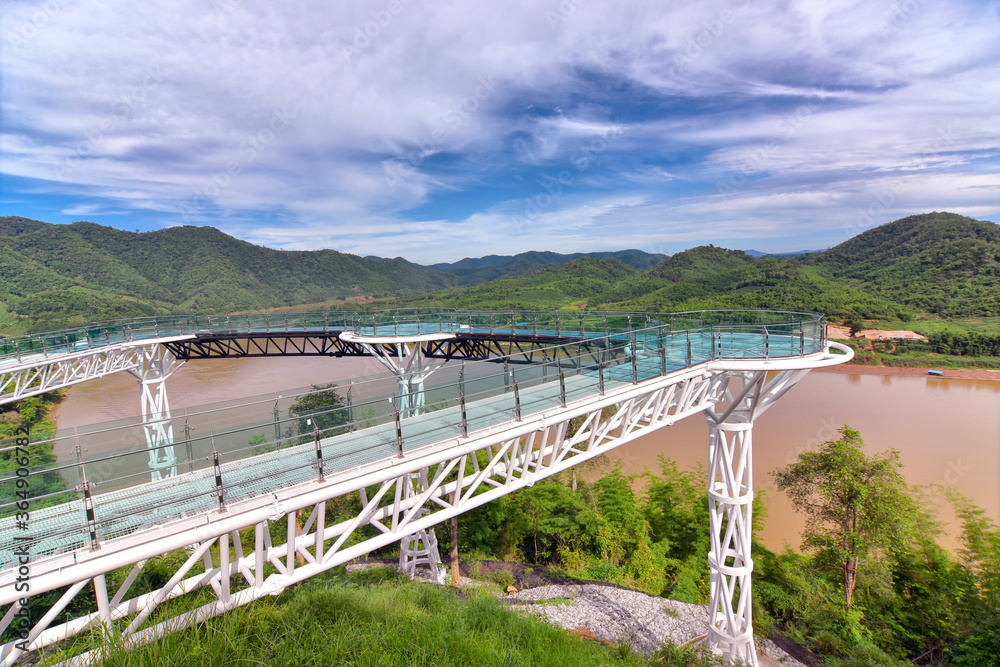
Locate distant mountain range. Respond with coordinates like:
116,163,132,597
1,212,996,333
743,248,827,258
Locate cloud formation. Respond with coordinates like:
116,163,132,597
1,0,997,262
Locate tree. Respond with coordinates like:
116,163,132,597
288,383,350,437
772,425,914,612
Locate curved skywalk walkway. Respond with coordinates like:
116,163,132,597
0,320,821,570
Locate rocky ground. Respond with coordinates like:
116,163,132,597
354,559,822,666
502,583,805,666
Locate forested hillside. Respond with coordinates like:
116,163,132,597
400,212,998,325
2,212,997,334
0,217,464,328
806,212,1000,317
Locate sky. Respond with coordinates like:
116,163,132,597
1,0,998,264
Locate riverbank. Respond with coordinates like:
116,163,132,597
817,363,1000,381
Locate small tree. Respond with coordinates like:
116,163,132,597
772,425,914,612
288,383,350,437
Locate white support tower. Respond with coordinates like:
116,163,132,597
339,332,454,416
339,331,455,577
394,470,448,583
702,368,812,665
126,345,185,480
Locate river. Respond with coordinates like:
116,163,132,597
52,358,999,552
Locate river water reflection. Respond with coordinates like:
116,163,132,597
53,359,999,552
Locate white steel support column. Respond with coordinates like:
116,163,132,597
365,342,440,415
706,418,757,665
127,345,184,480
702,367,818,665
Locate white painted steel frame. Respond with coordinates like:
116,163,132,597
0,343,852,667
0,337,195,406
125,345,186,480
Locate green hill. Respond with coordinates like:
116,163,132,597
4,212,998,333
0,217,460,330
427,249,666,284
805,212,1000,317
396,213,998,323
408,257,642,310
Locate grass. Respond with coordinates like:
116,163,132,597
44,567,649,667
36,566,739,667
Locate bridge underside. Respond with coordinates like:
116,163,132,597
160,331,599,364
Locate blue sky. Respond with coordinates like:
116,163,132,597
1,0,998,263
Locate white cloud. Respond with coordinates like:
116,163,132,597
1,0,996,260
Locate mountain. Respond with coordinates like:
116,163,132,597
396,214,998,321
426,249,666,284
744,248,826,258
0,217,460,329
805,212,1000,317
3,212,996,333
406,257,642,310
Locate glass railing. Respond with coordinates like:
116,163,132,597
0,310,830,566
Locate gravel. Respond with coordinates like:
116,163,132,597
501,583,807,666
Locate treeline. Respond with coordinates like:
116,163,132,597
0,392,74,512
924,331,1000,357
437,434,1000,665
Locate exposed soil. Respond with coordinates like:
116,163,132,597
814,363,1000,381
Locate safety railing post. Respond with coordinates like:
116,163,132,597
765,328,769,359
503,358,510,392
799,328,805,355
459,390,468,437
512,375,522,422
184,418,195,472
393,399,404,458
631,340,638,384
212,439,226,512
556,315,561,337
559,367,567,407
660,341,667,375
533,315,538,336
313,426,324,481
686,333,692,367
598,358,605,395
580,315,585,338
75,440,99,550
226,316,231,334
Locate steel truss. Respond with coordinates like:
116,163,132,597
0,339,192,405
1,364,729,667
161,333,367,360
0,332,597,407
